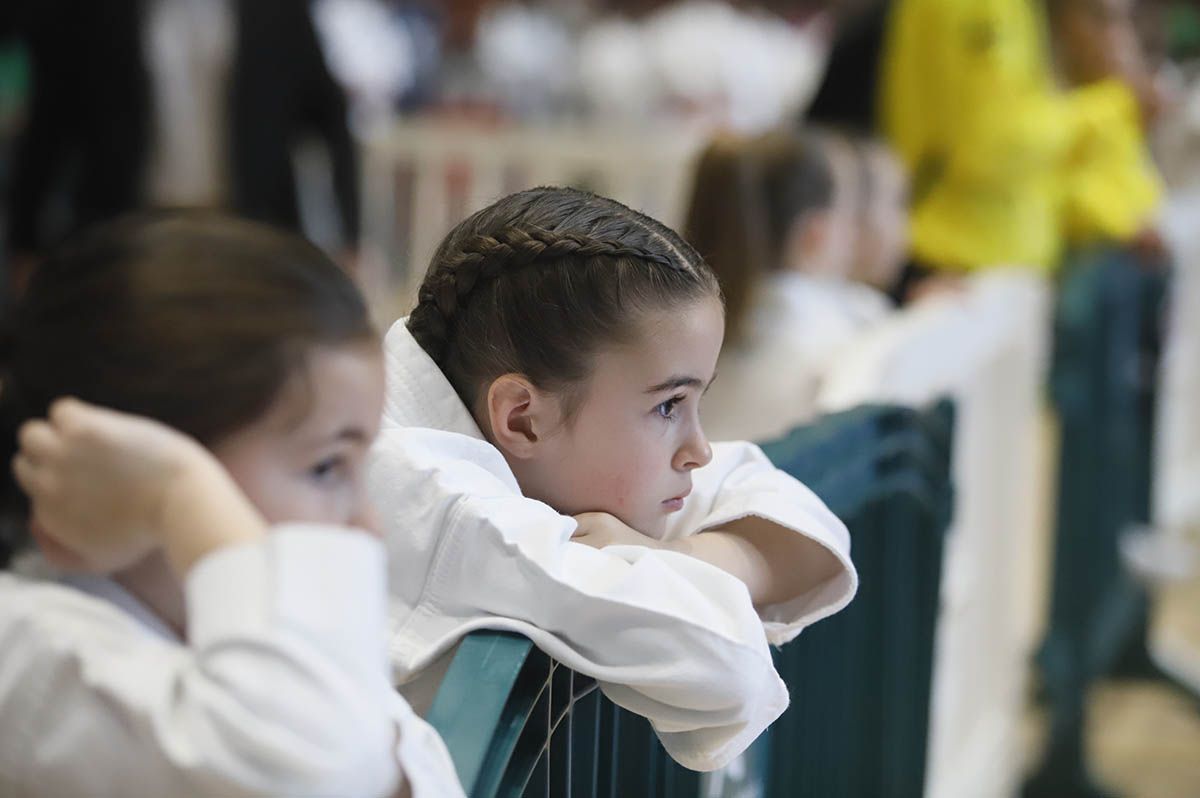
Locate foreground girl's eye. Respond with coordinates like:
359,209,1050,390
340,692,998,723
655,396,684,420
308,455,348,484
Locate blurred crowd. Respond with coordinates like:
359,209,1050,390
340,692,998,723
2,0,1200,329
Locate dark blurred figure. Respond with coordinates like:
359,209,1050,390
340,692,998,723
807,0,891,133
438,0,491,50
3,0,358,299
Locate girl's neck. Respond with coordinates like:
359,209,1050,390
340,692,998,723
114,552,187,639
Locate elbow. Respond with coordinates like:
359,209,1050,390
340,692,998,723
655,635,781,725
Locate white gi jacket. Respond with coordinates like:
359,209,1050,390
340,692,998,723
0,526,465,798
369,321,857,772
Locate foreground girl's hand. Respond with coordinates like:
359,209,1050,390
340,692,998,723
571,512,662,550
12,398,267,575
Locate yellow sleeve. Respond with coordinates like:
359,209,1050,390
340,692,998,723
880,0,945,173
883,0,1080,191
1061,80,1162,243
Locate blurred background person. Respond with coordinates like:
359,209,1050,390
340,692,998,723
311,0,442,126
3,0,360,300
807,0,893,132
852,136,911,295
880,0,1163,296
577,0,829,132
1049,0,1168,257
688,129,896,443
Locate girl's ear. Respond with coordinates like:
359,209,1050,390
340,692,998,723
483,374,561,460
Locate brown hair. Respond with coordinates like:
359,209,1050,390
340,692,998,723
683,130,836,342
407,186,720,414
0,212,375,563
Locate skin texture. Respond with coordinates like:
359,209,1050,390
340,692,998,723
483,296,842,608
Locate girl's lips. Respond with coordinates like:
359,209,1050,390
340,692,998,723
662,487,691,512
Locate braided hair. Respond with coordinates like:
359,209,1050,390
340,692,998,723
407,187,721,413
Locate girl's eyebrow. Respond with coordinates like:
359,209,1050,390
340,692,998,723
331,427,370,443
300,426,371,448
645,374,717,394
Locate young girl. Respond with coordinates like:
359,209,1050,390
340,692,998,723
688,129,893,443
369,186,858,771
0,214,463,797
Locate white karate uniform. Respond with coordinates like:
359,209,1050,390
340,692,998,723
369,321,857,772
577,1,826,133
0,525,465,798
702,273,892,444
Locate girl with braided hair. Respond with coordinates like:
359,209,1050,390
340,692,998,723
0,213,463,798
369,187,857,771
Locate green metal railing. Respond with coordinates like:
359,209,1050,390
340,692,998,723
425,631,699,798
428,401,956,798
1024,250,1187,798
759,401,954,798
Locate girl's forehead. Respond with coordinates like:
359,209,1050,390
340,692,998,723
592,297,725,385
256,344,386,440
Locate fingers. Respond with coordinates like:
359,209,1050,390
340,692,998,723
17,419,62,464
13,418,63,499
47,397,91,429
11,452,43,495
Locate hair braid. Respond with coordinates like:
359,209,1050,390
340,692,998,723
410,223,691,364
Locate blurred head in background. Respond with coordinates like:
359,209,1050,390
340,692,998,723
684,129,858,342
1048,0,1168,122
1050,0,1140,86
852,139,910,293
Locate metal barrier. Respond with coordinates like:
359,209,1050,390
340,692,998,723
427,401,955,798
1023,249,1185,798
759,401,954,798
816,272,1054,798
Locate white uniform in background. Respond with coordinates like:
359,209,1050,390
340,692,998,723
369,321,857,772
0,526,465,798
577,1,826,133
142,0,234,208
702,273,892,444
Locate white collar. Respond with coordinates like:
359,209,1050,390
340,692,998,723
383,319,486,439
12,551,179,641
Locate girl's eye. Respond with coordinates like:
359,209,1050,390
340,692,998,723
655,396,684,420
309,456,347,484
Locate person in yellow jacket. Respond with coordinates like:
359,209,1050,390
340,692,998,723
879,0,1162,275
1052,0,1168,246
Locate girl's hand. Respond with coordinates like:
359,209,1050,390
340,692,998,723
571,512,661,550
12,398,264,574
